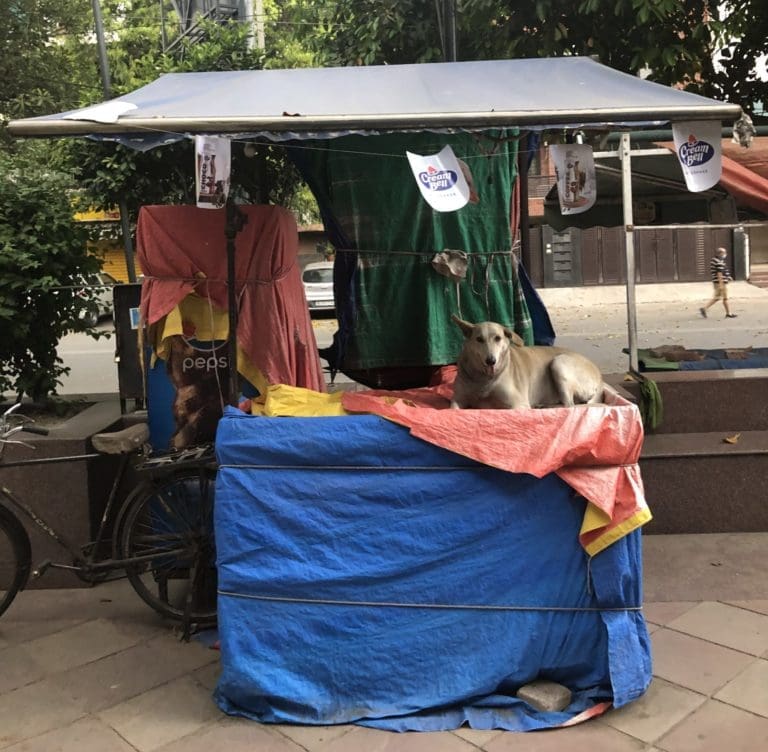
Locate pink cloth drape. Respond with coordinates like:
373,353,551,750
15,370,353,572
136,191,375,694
136,204,325,392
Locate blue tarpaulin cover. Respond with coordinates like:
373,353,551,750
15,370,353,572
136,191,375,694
213,408,651,731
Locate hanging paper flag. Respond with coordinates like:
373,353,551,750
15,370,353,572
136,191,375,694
406,145,472,212
549,144,597,215
195,136,231,208
672,121,722,192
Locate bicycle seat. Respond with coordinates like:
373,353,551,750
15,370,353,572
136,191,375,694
91,423,150,455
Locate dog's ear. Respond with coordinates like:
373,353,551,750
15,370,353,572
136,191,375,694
451,314,475,338
504,328,525,347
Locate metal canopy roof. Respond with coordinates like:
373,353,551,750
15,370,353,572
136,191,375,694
7,57,742,146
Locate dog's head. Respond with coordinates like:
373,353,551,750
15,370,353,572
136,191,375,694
452,314,523,376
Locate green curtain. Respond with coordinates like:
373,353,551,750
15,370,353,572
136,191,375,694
299,130,532,372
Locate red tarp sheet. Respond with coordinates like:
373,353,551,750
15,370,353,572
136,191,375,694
136,204,325,392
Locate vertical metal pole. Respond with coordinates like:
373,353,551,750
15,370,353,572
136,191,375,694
91,0,112,98
160,1,167,52
517,133,531,271
119,208,138,282
225,201,246,407
91,0,137,282
243,0,255,50
254,0,266,49
444,0,457,61
620,132,639,373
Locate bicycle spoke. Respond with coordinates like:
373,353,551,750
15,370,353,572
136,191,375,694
118,468,217,625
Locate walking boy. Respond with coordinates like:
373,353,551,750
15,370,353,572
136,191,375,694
700,247,737,319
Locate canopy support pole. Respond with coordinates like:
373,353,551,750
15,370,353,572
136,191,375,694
517,133,532,271
225,200,247,407
620,132,639,374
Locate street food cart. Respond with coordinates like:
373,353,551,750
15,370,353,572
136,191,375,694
8,56,743,730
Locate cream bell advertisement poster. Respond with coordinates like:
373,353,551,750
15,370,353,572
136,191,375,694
406,145,472,212
549,144,597,215
195,136,231,208
672,120,722,192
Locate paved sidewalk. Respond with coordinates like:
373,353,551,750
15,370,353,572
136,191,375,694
1,533,766,751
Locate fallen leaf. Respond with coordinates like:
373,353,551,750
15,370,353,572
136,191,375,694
723,433,741,444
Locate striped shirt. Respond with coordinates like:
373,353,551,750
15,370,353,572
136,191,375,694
710,255,731,283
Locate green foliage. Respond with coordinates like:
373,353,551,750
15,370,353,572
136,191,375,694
0,0,97,147
0,152,105,401
708,0,768,118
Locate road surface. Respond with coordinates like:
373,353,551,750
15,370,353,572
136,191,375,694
49,282,768,396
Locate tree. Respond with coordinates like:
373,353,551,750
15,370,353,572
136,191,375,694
0,2,112,400
0,2,319,399
709,0,768,119
0,152,105,401
0,0,98,147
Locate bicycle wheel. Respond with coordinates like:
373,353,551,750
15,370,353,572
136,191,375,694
0,503,32,619
119,468,217,625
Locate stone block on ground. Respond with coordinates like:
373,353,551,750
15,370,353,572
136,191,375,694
516,679,573,712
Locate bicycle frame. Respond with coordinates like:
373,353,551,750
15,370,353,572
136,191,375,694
0,403,161,578
0,449,135,577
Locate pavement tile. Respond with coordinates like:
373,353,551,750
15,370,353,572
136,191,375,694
599,678,706,744
1,716,136,752
723,600,768,616
0,644,46,694
714,659,768,718
193,659,222,692
643,602,698,626
5,580,169,629
1,585,119,621
97,675,223,752
22,618,142,673
665,601,768,656
274,724,351,749
451,727,504,746
655,699,768,752
650,627,756,694
156,718,306,752
483,721,646,751
0,678,86,749
0,618,88,645
46,634,218,712
312,726,476,752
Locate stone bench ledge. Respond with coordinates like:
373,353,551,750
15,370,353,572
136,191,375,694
641,430,768,459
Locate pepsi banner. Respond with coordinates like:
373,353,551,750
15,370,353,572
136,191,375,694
672,121,722,192
406,145,472,212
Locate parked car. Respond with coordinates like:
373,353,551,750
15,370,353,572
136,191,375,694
302,261,335,314
78,271,118,326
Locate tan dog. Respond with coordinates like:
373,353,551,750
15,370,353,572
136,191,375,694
450,315,603,409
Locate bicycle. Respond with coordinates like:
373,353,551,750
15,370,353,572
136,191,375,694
0,403,218,634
